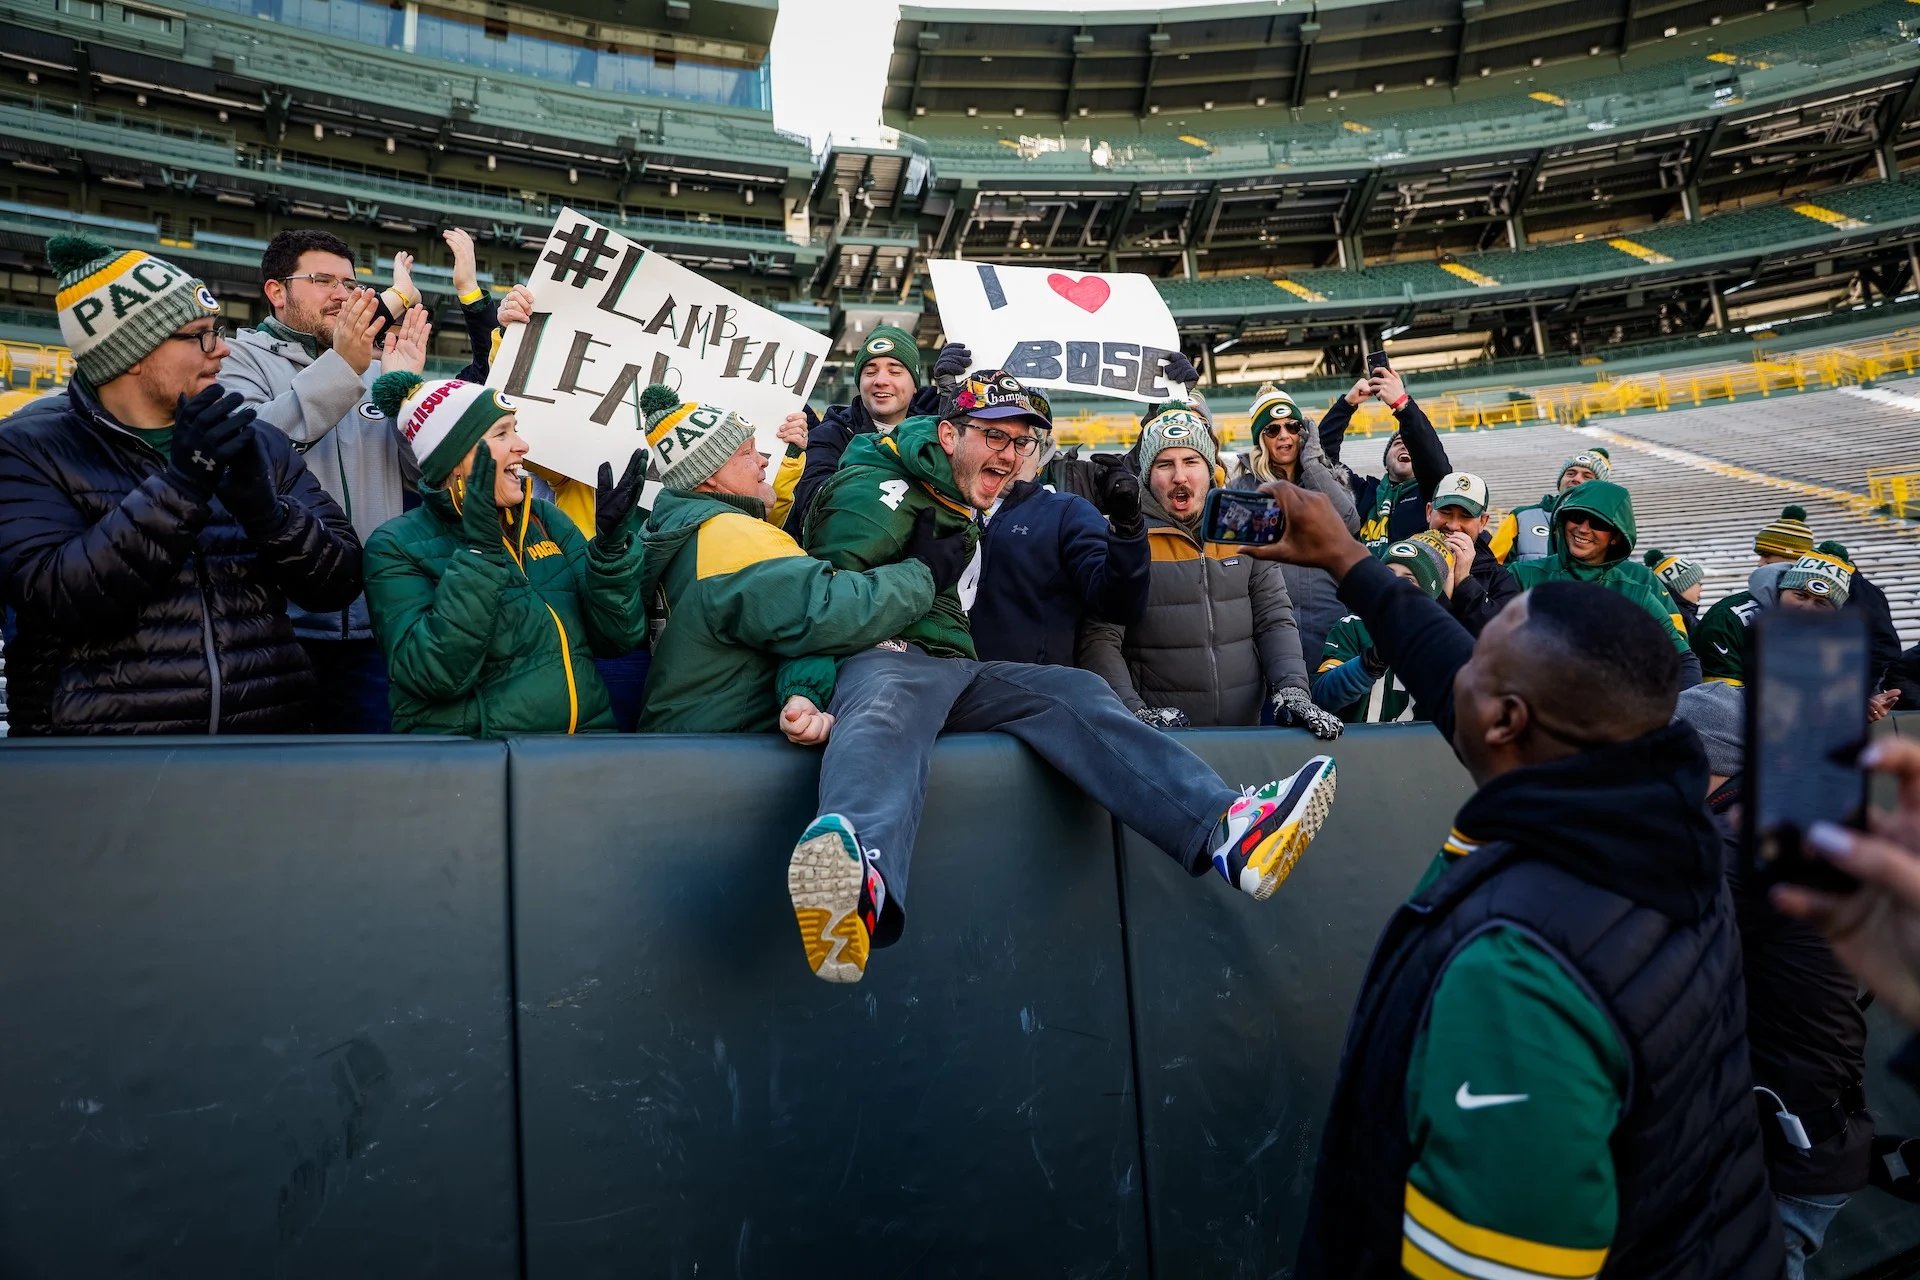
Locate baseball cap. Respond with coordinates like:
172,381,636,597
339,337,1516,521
947,368,1053,431
1432,472,1489,517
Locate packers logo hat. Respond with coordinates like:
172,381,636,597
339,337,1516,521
1432,472,1489,517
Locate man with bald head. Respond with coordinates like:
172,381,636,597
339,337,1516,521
1250,484,1783,1280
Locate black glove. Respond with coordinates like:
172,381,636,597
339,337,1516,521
1360,645,1388,679
902,507,972,595
932,343,972,381
458,445,504,553
215,430,285,533
169,386,258,500
594,446,649,546
1094,464,1143,530
1164,351,1200,387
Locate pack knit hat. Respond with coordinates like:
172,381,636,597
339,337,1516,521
1137,407,1218,475
1817,539,1855,570
1754,505,1815,559
1558,451,1612,486
49,233,220,388
1778,551,1852,607
1247,383,1303,438
852,325,923,384
1643,548,1706,595
641,384,756,491
372,371,515,487
1384,531,1455,600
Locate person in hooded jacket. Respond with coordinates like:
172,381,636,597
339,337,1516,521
0,235,362,735
780,327,970,536
1229,382,1359,663
361,371,649,737
1487,450,1612,564
1244,480,1784,1280
1508,479,1700,687
1318,364,1452,552
1644,548,1707,633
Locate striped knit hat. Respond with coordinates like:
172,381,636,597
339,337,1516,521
1384,530,1456,599
371,371,515,486
1754,505,1815,560
1779,551,1852,607
1558,452,1612,486
641,384,755,490
50,234,219,387
1137,407,1218,475
1643,548,1705,595
1247,383,1303,438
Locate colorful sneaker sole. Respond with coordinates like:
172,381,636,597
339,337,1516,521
788,814,870,984
1238,757,1336,900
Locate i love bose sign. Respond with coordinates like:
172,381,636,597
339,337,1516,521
926,260,1181,404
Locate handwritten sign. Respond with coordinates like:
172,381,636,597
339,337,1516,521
927,259,1181,404
489,209,831,483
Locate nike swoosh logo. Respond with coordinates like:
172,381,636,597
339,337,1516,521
1713,643,1730,655
1456,1083,1529,1110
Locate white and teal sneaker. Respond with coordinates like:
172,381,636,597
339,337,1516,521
1210,755,1337,900
788,813,885,984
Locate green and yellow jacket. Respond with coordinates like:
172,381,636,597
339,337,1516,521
801,415,979,659
364,486,648,737
635,488,935,732
1508,480,1692,654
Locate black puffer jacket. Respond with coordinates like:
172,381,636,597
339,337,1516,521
0,383,362,735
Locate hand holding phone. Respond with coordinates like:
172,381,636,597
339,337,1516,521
1363,349,1391,377
1201,488,1285,545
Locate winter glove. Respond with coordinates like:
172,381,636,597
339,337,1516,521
931,342,972,381
1164,351,1200,388
215,430,285,533
1095,464,1144,533
1134,706,1191,731
458,444,506,555
1360,646,1388,679
169,386,258,500
1274,686,1344,740
903,507,972,594
594,445,649,548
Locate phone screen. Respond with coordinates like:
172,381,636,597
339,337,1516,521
1201,488,1284,545
1745,608,1869,890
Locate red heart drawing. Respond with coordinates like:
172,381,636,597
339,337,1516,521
1047,273,1111,314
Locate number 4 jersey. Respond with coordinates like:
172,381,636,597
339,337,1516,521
801,415,981,660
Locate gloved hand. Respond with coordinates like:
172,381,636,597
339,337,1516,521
594,445,649,548
1095,464,1143,532
1134,706,1191,731
215,430,285,533
932,342,972,381
1360,646,1388,679
169,386,258,500
903,507,972,594
458,444,505,553
1164,351,1200,388
1274,686,1344,740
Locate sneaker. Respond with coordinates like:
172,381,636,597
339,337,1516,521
788,813,884,984
1211,755,1337,900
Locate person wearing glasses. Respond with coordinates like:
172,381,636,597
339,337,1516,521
220,229,433,732
0,235,361,735
1228,383,1360,664
783,369,1339,984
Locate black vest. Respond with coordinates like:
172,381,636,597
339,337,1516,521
1298,842,1784,1280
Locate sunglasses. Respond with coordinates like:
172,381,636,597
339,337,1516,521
1559,511,1615,533
1260,420,1304,437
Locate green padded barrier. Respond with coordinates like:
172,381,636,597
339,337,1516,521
506,734,1147,1279
1114,723,1471,1277
0,738,519,1279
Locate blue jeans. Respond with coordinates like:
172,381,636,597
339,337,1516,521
300,638,391,734
1777,1191,1848,1280
818,646,1241,940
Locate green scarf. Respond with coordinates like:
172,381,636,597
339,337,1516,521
262,314,323,360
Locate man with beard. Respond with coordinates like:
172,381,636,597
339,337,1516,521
785,370,1340,984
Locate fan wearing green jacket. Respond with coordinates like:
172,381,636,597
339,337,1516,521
631,384,942,740
362,372,650,737
1509,479,1701,687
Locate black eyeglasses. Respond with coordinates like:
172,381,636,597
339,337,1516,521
960,420,1043,457
164,323,232,355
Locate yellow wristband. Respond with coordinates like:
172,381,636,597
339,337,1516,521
458,287,485,306
382,287,414,312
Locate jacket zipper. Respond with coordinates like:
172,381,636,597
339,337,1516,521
335,443,354,640
543,605,579,734
194,552,223,733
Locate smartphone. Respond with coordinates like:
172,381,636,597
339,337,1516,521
1743,607,1870,892
1201,488,1285,545
1364,349,1391,376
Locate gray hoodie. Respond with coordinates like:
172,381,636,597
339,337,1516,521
220,324,418,640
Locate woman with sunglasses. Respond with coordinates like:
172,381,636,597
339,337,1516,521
1229,383,1361,666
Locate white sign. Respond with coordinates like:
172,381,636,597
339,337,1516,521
490,209,831,483
927,259,1181,404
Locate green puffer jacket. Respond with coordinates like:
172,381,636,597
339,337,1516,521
801,416,979,660
364,487,649,737
635,488,936,732
1509,480,1692,654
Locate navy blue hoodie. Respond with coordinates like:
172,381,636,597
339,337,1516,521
969,480,1149,666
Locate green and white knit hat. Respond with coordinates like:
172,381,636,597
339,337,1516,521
1755,505,1815,559
641,384,755,490
1247,383,1303,437
1779,551,1852,607
50,234,219,387
1643,548,1705,594
1384,530,1455,600
1558,451,1612,486
372,371,516,486
1137,407,1218,475
853,325,923,383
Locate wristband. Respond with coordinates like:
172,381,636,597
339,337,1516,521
382,287,414,313
458,287,486,306
1389,393,1411,412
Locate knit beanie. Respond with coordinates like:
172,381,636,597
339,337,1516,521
50,233,219,388
1642,548,1705,595
1816,539,1855,570
1754,505,1815,559
1137,407,1217,475
641,384,756,490
372,371,515,486
1382,430,1404,469
1674,682,1744,778
852,325,923,384
1778,551,1852,607
1558,451,1612,486
1247,383,1303,438
1383,530,1455,600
